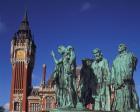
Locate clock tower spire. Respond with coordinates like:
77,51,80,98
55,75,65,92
10,11,36,112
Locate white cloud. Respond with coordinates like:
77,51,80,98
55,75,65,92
80,0,96,13
80,2,92,12
3,102,9,111
33,86,40,88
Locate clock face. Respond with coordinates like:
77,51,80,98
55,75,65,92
16,50,25,59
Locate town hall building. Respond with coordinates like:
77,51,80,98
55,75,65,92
9,12,56,112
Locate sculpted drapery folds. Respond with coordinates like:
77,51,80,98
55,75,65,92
91,48,111,111
51,45,66,107
111,43,139,112
50,44,139,111
51,45,76,108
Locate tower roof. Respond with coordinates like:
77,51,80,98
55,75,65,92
14,10,33,40
19,10,30,31
23,10,28,22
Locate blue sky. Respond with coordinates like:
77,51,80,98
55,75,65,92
0,0,140,106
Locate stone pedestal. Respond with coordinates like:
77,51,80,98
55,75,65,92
47,108,92,112
47,109,114,112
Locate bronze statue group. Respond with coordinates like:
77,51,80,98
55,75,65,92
51,43,139,112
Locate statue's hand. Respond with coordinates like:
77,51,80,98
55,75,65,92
110,85,115,92
123,74,131,82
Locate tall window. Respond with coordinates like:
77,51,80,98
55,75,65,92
14,102,20,111
30,103,40,112
46,96,53,109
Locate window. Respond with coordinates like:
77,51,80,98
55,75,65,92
30,103,40,112
14,102,21,111
46,96,54,109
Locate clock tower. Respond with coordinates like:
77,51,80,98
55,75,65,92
9,11,36,112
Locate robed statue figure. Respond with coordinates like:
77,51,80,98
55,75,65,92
111,43,139,112
51,45,76,108
91,48,111,111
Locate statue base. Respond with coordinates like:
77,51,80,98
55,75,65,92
76,102,85,110
47,108,92,112
47,107,115,112
47,109,114,112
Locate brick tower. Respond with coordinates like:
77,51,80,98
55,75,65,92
9,11,36,112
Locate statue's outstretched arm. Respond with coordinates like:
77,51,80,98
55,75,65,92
51,50,58,64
